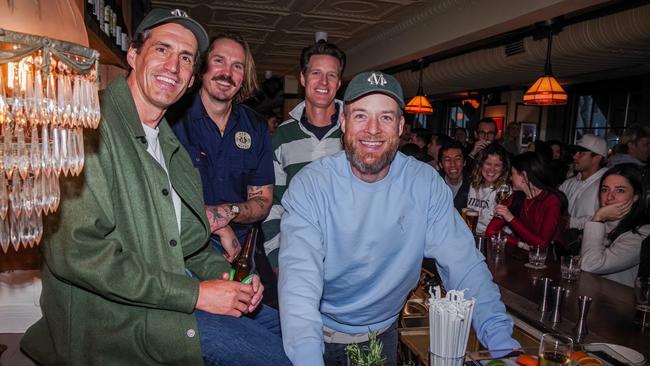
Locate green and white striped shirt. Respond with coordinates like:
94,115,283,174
261,100,344,267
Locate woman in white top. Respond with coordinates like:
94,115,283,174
581,164,650,287
466,143,511,236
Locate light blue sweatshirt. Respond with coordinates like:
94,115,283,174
278,151,519,366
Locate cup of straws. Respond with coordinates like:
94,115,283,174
428,287,475,366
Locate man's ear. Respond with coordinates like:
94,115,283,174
187,75,195,90
127,47,137,70
340,111,347,133
398,115,405,136
300,72,306,88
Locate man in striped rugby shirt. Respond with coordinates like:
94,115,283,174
261,41,346,272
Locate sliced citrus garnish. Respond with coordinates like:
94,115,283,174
516,353,538,366
578,356,604,366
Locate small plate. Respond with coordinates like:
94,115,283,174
586,343,646,365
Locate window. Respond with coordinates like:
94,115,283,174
448,105,470,135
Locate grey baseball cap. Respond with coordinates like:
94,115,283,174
344,71,404,108
135,8,209,54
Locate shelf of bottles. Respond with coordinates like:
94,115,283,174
0,29,100,253
86,0,129,55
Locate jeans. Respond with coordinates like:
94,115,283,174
195,305,291,366
323,322,398,366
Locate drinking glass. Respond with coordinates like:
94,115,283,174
560,256,581,281
462,208,479,234
495,184,512,204
635,277,650,327
539,333,572,366
527,246,547,269
489,232,505,254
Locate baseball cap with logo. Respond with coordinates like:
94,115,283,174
572,134,608,158
135,8,209,54
344,71,404,108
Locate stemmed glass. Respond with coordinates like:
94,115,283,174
495,184,512,205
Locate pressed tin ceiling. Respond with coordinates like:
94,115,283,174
150,0,650,96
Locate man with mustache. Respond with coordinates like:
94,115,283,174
278,71,519,366
21,10,289,365
173,33,277,306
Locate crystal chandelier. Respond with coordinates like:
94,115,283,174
0,28,100,253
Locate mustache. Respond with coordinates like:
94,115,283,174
211,74,236,86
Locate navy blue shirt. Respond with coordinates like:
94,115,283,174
173,95,274,241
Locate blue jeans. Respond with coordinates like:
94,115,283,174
195,305,291,366
323,322,398,366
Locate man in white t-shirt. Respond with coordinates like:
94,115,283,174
560,134,609,231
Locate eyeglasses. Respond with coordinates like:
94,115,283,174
477,131,497,138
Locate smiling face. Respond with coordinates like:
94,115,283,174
599,174,637,207
481,154,504,185
342,93,404,182
440,148,464,183
300,54,341,109
510,167,527,192
201,38,246,103
127,23,197,116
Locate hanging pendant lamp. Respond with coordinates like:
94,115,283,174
405,60,433,114
523,27,567,106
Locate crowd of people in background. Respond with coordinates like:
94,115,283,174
21,7,650,365
399,118,650,288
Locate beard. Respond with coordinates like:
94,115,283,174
343,133,399,175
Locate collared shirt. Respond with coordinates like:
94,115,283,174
299,103,340,140
173,94,274,240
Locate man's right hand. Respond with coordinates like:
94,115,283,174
195,273,254,317
470,140,490,158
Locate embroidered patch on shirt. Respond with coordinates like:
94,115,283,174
235,131,252,149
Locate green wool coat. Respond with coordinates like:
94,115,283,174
21,77,230,365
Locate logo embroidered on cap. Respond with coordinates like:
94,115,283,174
367,73,387,86
235,132,252,150
171,9,189,17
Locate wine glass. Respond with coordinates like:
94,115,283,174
495,184,512,205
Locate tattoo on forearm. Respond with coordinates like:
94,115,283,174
254,196,265,210
208,206,219,220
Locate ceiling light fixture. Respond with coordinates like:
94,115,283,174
523,24,567,106
405,59,433,115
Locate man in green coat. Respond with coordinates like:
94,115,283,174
21,9,290,366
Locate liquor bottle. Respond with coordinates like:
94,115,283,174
103,1,111,35
232,227,258,282
87,0,95,17
114,0,125,48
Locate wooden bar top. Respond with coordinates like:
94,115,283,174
486,247,650,359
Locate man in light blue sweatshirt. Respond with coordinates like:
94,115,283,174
278,71,520,366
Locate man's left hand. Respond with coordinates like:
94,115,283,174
248,274,264,313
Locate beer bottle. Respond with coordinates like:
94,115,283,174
232,227,258,282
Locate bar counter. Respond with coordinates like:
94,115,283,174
485,247,649,359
